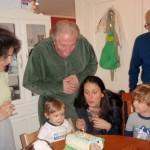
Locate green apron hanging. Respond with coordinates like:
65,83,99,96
99,32,118,70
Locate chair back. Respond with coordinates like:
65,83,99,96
20,118,75,149
20,130,39,149
121,92,133,135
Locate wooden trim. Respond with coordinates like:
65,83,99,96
121,92,133,135
20,131,39,149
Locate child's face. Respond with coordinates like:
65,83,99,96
47,108,65,126
133,100,150,116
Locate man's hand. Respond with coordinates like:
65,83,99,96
0,101,15,121
63,74,79,94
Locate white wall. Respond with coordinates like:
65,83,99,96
75,0,150,92
0,0,21,9
0,8,50,149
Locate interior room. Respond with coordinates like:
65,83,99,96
0,0,150,149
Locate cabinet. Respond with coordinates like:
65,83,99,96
0,8,50,149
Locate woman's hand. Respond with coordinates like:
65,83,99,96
76,118,86,131
0,101,15,121
92,117,111,132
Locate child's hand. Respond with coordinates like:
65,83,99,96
92,117,111,131
76,118,86,131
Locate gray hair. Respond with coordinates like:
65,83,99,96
50,20,80,42
145,9,150,21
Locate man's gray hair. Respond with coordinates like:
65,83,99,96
50,20,80,42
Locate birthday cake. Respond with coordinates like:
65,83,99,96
65,131,105,150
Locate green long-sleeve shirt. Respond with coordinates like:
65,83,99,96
23,35,98,125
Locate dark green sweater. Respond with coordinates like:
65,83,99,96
23,35,98,125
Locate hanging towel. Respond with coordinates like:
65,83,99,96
99,32,118,70
96,7,126,47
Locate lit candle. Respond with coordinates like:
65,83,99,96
82,128,84,133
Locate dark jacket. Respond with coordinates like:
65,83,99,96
129,32,150,91
76,105,122,135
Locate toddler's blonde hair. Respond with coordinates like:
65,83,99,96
131,84,150,106
44,98,65,115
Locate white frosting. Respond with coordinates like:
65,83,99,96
66,131,104,150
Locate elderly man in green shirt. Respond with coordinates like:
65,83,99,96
23,20,98,126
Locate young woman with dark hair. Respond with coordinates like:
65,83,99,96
74,76,122,135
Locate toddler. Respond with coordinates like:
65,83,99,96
38,98,72,143
125,84,150,140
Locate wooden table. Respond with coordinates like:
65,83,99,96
51,135,150,150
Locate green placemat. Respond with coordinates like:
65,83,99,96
64,145,76,150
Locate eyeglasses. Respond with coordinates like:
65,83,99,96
144,23,150,29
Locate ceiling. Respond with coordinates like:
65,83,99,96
38,0,75,18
